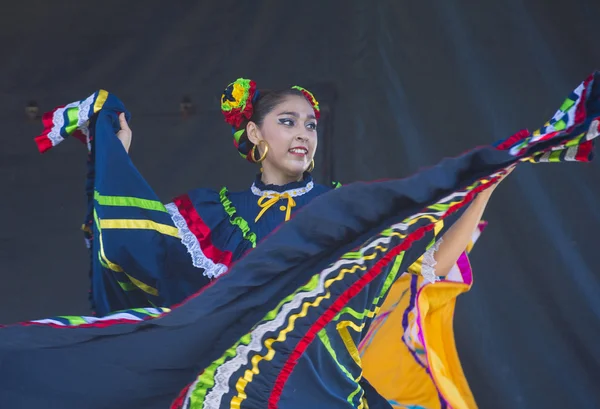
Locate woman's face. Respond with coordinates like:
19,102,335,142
248,95,318,182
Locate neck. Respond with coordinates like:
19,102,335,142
260,167,304,186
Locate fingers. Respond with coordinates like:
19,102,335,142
118,113,130,131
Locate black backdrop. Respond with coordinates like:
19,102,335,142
1,1,600,408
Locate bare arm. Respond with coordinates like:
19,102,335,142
431,169,512,279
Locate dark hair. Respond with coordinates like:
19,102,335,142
250,88,306,127
237,88,306,158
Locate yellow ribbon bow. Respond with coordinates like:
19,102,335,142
255,192,296,223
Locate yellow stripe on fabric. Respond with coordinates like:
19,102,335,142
99,219,179,238
126,274,158,296
336,306,378,322
338,321,369,408
520,156,537,163
94,90,109,113
318,330,364,405
229,181,482,407
337,320,366,335
407,214,437,225
337,252,405,323
94,210,159,296
230,264,367,409
94,191,167,212
98,233,123,272
98,252,109,269
336,254,406,365
189,276,321,408
337,322,364,369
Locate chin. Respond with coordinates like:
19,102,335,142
283,164,308,178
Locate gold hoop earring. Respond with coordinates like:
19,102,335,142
306,159,315,173
251,140,269,163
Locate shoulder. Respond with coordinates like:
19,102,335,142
302,180,343,200
185,187,221,204
167,187,226,224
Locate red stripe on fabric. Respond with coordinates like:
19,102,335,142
16,317,156,329
575,140,594,161
169,381,195,409
72,129,87,145
34,134,53,153
495,129,530,150
41,106,62,128
267,178,499,409
574,76,592,126
35,106,66,153
537,130,560,142
173,194,233,266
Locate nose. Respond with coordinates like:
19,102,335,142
296,133,308,142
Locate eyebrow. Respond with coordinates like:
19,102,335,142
277,111,317,120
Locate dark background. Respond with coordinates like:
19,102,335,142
1,1,599,408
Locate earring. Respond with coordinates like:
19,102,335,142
306,159,315,172
251,140,269,163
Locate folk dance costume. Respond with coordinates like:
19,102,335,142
1,73,599,409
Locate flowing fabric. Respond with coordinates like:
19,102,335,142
360,223,486,409
1,72,598,409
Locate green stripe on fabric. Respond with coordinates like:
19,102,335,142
233,129,244,143
98,252,108,268
335,253,405,321
559,97,576,113
428,203,450,212
99,254,138,292
188,274,321,407
348,384,365,407
64,316,87,325
565,132,585,147
318,329,362,405
549,150,563,162
335,307,370,321
376,253,405,300
219,187,257,248
129,307,169,315
554,119,567,132
64,107,80,135
118,280,137,291
94,191,167,212
341,251,363,259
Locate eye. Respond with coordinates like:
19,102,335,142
278,118,295,127
306,122,317,131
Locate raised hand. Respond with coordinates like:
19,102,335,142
116,113,132,153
